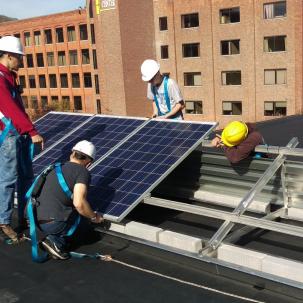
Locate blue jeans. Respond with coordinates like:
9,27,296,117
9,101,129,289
39,213,79,251
0,133,33,225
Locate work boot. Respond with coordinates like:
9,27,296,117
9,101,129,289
0,224,26,244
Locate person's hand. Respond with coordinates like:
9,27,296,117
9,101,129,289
91,212,104,224
31,134,44,150
211,135,223,148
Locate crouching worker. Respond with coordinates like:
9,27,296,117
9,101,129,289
211,121,263,164
26,140,103,261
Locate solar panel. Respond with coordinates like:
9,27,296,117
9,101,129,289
33,115,147,175
88,119,217,222
34,112,92,155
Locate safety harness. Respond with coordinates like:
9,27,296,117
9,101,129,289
26,163,80,262
151,77,183,119
0,111,19,147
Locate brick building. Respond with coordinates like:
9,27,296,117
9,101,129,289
0,0,302,126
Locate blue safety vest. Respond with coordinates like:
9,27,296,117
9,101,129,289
151,77,183,119
0,114,19,147
26,163,80,263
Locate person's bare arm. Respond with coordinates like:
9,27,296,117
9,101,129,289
161,101,185,119
73,183,103,223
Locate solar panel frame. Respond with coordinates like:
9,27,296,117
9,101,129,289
33,111,93,160
89,119,218,222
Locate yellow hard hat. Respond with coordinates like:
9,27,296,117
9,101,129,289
221,121,248,147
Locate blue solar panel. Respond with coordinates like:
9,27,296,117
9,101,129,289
88,120,216,222
34,112,92,153
33,115,146,175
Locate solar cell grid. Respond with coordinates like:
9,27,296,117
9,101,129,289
34,112,91,152
89,120,216,221
33,116,146,175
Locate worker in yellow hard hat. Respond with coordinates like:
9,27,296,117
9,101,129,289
211,121,263,163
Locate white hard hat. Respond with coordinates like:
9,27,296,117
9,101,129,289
141,59,160,81
72,140,96,160
0,36,24,55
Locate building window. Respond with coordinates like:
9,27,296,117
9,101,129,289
264,1,286,19
79,24,88,40
51,96,59,107
26,54,34,68
58,51,66,66
264,69,286,85
93,50,98,69
90,24,95,44
95,74,100,94
29,75,36,88
159,17,168,31
221,71,241,85
264,36,286,52
182,43,200,57
221,40,240,55
67,26,76,42
81,49,90,64
160,45,169,59
19,75,26,88
220,7,240,24
44,29,52,44
24,32,31,47
19,57,24,68
22,96,28,108
60,74,68,88
34,31,41,45
62,96,70,110
31,96,38,109
39,75,46,88
264,101,286,116
72,73,80,88
74,96,83,111
36,53,44,67
41,96,48,109
84,73,92,88
47,52,55,66
14,33,20,38
56,28,64,43
96,99,101,114
222,101,242,115
181,13,199,28
185,101,203,114
184,72,202,86
69,50,78,65
49,74,57,88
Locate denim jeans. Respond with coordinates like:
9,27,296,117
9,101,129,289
39,213,79,251
0,132,33,225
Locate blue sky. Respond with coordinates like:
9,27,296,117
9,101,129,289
0,0,87,19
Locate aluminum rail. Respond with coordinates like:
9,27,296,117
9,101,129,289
143,197,303,238
202,140,303,157
203,137,299,253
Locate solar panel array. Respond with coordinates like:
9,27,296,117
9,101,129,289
88,120,215,221
33,112,92,152
34,112,216,222
33,114,146,175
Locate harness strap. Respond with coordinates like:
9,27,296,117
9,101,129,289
152,77,170,116
26,163,80,262
0,112,19,147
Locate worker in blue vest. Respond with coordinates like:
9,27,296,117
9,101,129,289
141,59,185,120
0,36,44,244
29,141,103,260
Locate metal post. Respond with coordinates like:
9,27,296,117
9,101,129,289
203,137,299,253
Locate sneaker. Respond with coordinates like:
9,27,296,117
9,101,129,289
41,238,70,260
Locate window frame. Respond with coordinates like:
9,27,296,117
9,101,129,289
222,101,242,115
221,70,242,85
159,16,168,31
221,39,240,55
185,100,203,114
182,43,200,58
264,35,286,52
263,1,287,19
181,13,199,28
264,101,287,116
219,7,240,24
184,72,202,86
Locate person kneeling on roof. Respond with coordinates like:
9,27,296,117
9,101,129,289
211,121,263,164
27,140,103,261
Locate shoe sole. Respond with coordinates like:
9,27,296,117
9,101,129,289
41,241,69,260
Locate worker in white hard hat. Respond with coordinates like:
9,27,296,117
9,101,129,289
141,59,185,120
0,36,44,244
27,140,103,260
211,121,263,164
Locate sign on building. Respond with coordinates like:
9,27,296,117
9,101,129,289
96,0,116,14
